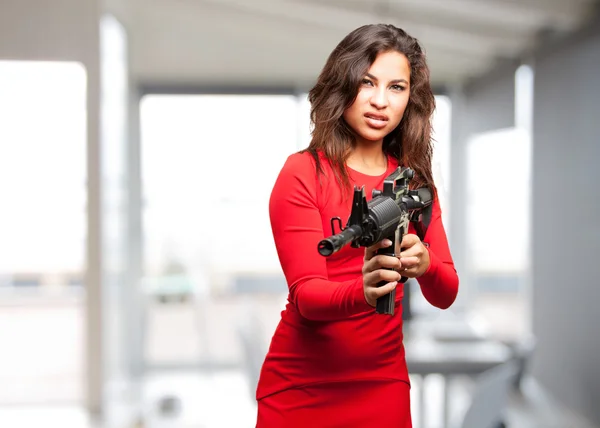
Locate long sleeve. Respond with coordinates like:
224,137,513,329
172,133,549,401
417,199,459,309
269,154,373,321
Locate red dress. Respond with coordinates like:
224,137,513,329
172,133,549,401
256,151,459,428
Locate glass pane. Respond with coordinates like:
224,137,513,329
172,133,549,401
467,127,530,273
141,95,300,279
0,60,87,403
432,95,452,228
466,126,531,340
139,94,300,425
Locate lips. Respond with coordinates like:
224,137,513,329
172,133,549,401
364,112,389,129
364,112,389,121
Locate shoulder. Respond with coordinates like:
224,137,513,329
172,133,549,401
271,152,323,210
278,150,334,181
271,150,338,206
282,150,317,173
272,151,321,193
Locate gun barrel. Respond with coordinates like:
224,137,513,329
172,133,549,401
318,225,363,256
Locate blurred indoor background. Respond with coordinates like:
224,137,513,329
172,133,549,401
0,0,599,427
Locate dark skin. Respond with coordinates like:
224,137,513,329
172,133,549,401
362,235,431,307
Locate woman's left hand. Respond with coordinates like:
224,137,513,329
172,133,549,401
397,234,430,278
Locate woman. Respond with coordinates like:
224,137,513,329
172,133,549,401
256,24,459,427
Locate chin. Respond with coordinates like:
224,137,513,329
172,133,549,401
358,129,390,142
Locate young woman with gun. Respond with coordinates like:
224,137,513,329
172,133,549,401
255,24,459,427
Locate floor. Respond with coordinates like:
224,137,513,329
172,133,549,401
0,290,597,428
0,372,596,428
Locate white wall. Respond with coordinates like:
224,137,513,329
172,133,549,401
531,21,600,425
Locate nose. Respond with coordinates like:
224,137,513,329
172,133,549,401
370,87,388,109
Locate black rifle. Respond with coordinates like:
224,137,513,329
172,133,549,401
317,167,432,315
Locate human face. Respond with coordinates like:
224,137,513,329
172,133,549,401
342,50,411,147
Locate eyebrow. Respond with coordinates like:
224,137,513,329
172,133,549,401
366,73,408,85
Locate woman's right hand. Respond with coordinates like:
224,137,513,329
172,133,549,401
362,239,403,307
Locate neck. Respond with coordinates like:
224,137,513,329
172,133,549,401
349,140,386,166
346,140,387,175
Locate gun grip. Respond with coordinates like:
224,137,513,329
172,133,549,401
376,282,395,315
374,244,408,316
375,275,407,315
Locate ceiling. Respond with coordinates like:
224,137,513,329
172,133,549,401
106,0,599,91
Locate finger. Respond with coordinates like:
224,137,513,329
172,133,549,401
364,239,392,261
364,254,402,273
399,246,421,258
399,256,419,269
399,241,426,259
367,281,398,300
400,234,420,251
364,269,402,286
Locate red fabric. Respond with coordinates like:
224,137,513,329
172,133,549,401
257,379,412,428
256,151,458,424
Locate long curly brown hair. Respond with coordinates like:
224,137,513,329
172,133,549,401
302,23,437,198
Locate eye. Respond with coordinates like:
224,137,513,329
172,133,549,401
361,78,374,86
390,84,406,91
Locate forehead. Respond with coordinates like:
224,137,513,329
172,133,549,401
367,51,410,79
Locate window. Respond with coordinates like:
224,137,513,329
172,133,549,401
0,60,87,403
463,64,534,340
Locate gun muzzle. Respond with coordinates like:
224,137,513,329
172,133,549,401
318,225,363,256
